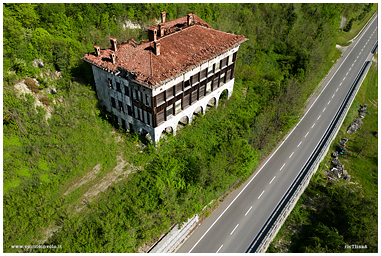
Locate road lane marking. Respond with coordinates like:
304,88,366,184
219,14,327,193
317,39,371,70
297,141,302,147
216,245,223,253
355,59,356,62
280,163,285,170
327,100,331,105
339,82,342,86
230,224,239,235
245,206,253,216
352,63,354,66
317,115,321,120
336,88,339,92
332,94,335,98
346,72,349,75
343,77,345,81
289,152,294,158
349,68,351,71
269,176,276,184
311,123,315,128
323,107,326,112
258,190,265,199
305,132,309,137
186,18,377,251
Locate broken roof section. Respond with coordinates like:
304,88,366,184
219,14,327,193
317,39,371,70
82,12,247,88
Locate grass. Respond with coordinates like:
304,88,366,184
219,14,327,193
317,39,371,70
337,3,378,46
267,56,378,253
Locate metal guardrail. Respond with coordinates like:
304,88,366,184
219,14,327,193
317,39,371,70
246,60,372,253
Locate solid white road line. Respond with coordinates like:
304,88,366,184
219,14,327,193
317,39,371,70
269,176,276,184
289,152,294,158
216,244,223,253
245,206,252,216
258,191,265,199
280,163,285,170
230,224,239,235
297,141,302,147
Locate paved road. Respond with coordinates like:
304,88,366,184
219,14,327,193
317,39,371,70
177,14,378,253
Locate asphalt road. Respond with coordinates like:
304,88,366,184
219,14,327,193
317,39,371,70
177,14,378,253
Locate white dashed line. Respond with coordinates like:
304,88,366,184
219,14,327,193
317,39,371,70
343,77,345,81
346,72,349,75
336,88,338,92
323,107,326,112
258,190,265,199
269,176,276,184
216,245,223,253
305,132,309,137
349,68,351,71
352,63,354,66
339,82,342,86
245,206,253,216
311,123,315,128
280,163,285,170
332,94,335,98
289,152,294,158
297,141,302,147
354,59,356,62
327,100,331,105
317,115,321,120
230,224,239,235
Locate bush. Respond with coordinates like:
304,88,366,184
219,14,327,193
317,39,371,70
40,95,51,106
24,77,39,93
343,18,354,32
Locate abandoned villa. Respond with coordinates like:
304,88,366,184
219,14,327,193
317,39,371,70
82,12,247,144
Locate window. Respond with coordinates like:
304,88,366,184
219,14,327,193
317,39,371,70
221,57,227,68
122,118,126,130
226,70,232,82
183,94,190,108
127,105,132,115
200,69,207,81
191,73,198,85
138,91,141,102
191,90,197,103
175,82,182,95
108,78,113,89
215,61,220,71
111,97,116,108
175,99,182,115
124,85,129,96
199,85,205,99
206,81,212,94
116,82,121,92
146,94,150,106
228,54,233,65
166,105,173,119
213,77,218,89
207,63,213,76
184,80,191,89
219,73,225,86
157,110,165,124
156,92,165,106
118,100,123,113
166,87,174,100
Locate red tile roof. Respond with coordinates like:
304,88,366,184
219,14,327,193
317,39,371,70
82,14,246,88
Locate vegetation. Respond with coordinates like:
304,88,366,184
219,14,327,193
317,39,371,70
3,3,376,252
267,58,378,253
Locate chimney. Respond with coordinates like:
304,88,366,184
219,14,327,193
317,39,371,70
159,24,165,37
94,45,100,56
109,37,117,51
153,28,157,41
154,41,161,56
111,52,116,64
161,11,166,23
187,13,194,26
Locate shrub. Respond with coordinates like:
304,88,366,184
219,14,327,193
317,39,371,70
24,78,39,93
343,18,354,32
40,95,51,106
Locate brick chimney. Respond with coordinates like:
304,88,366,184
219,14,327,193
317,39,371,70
187,13,194,26
153,28,157,41
109,37,117,51
159,24,165,37
161,11,166,23
154,41,161,56
111,52,116,64
94,45,100,56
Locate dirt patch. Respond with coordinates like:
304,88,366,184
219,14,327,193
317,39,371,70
336,44,349,53
64,163,101,196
